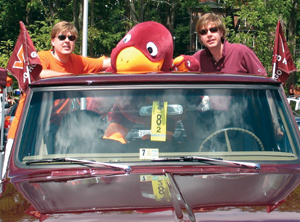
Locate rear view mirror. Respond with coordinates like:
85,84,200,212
139,104,183,116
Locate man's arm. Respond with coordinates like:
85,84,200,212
102,57,111,70
39,70,73,79
244,49,267,76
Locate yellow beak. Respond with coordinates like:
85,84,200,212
116,47,164,73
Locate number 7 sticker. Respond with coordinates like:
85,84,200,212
151,101,167,141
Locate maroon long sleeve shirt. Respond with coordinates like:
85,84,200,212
192,40,267,76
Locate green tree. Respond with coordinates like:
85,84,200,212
0,40,14,68
225,0,293,74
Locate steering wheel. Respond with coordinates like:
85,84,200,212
199,127,264,152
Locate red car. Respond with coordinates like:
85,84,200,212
0,73,300,221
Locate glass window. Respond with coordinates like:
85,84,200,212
17,86,299,165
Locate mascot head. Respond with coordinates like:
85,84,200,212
107,21,173,73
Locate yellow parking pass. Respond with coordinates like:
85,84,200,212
151,101,167,141
152,176,171,202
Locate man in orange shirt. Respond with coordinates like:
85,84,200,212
39,21,110,77
8,21,111,139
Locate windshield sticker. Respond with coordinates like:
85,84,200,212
140,148,159,160
138,130,151,137
151,101,168,141
140,175,154,182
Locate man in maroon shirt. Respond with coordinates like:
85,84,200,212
173,13,267,76
194,13,266,75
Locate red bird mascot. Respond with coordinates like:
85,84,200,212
106,21,174,73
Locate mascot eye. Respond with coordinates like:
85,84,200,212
123,34,131,43
146,42,158,57
187,60,191,67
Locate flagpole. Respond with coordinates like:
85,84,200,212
82,0,88,57
80,0,88,110
272,62,276,79
26,66,31,84
0,88,6,152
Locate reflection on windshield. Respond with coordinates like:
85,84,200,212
18,87,298,164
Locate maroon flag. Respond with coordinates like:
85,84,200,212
6,21,42,92
0,67,7,86
272,21,297,83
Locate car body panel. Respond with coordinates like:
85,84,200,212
30,73,281,87
294,116,300,131
1,170,300,221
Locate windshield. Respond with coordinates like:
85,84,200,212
17,85,299,165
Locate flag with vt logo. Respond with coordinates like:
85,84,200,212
6,21,42,92
272,21,297,84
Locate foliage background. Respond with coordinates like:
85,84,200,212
0,0,300,88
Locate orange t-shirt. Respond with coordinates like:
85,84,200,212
8,51,106,139
38,50,106,73
7,93,25,139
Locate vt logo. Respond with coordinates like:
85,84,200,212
13,44,24,69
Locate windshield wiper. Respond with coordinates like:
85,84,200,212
25,158,132,173
152,156,260,170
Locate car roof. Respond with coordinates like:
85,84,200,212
30,73,280,87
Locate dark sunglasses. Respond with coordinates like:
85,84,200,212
56,35,76,41
198,27,218,35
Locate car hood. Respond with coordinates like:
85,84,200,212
1,171,300,221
